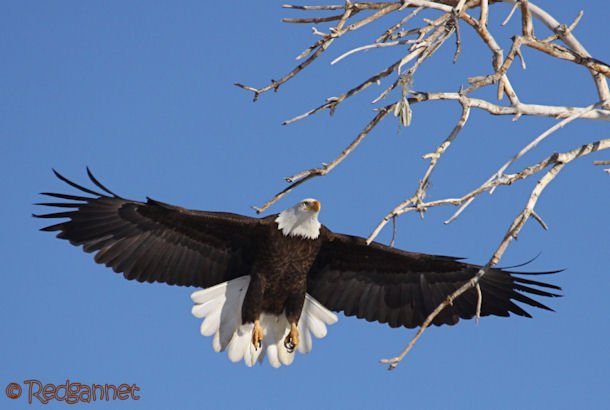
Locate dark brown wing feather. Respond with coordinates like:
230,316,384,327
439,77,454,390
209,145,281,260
35,169,270,288
307,227,561,328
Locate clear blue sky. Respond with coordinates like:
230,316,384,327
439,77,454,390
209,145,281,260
2,1,609,409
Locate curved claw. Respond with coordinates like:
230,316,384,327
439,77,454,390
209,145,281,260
284,323,299,353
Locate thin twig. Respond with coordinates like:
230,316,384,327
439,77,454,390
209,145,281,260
593,160,610,173
531,210,548,230
283,60,401,124
253,103,397,213
376,7,424,43
331,38,413,66
475,283,483,323
540,10,583,43
452,11,462,63
491,104,598,184
236,4,356,101
282,4,345,11
501,1,519,26
417,100,471,206
523,38,610,78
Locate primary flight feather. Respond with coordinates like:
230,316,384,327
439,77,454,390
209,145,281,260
35,169,561,367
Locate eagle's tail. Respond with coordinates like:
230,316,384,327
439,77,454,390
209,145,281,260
191,276,338,368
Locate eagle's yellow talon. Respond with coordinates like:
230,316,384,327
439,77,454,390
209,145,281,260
284,322,299,353
252,319,263,350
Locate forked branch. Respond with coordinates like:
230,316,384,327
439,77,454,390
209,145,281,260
380,138,610,370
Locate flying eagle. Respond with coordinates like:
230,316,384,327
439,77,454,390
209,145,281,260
35,170,561,367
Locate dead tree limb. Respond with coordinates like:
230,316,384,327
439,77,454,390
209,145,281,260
238,1,609,368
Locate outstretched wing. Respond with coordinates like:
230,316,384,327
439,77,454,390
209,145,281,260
307,228,561,328
35,169,269,288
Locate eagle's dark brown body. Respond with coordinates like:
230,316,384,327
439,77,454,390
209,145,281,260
242,226,321,324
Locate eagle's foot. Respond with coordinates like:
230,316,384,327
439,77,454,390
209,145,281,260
252,319,263,350
284,323,299,353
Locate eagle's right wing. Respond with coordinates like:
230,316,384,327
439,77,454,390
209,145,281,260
307,227,561,328
35,169,269,288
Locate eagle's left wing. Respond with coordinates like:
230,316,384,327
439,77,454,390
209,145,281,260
307,227,561,328
35,169,270,288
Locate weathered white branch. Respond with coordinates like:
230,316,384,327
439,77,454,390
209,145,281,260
504,0,610,103
447,103,600,222
409,93,610,120
417,100,471,206
368,138,610,244
379,138,610,370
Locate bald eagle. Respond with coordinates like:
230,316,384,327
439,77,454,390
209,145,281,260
35,170,560,367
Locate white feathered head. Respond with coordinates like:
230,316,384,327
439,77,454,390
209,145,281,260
275,199,321,239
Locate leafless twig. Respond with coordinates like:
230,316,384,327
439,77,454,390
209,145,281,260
253,103,397,213
593,160,610,173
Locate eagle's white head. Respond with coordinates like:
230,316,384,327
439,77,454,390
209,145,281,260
275,198,321,240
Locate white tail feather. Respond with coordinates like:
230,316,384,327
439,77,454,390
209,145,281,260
190,276,338,367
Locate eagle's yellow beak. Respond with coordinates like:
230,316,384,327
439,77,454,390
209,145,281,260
308,200,321,212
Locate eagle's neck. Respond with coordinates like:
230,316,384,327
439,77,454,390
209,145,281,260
275,207,321,240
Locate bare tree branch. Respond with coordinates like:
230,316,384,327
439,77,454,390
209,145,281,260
380,138,610,370
507,0,610,103
253,103,397,213
238,1,609,368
